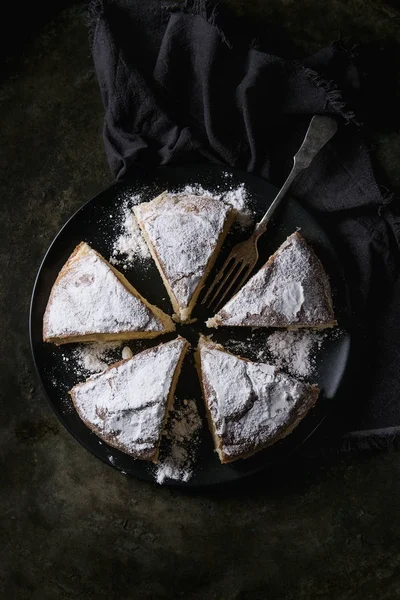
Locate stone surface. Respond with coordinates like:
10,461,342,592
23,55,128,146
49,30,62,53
1,2,400,599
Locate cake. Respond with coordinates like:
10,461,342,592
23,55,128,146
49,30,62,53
196,336,319,463
43,242,175,345
134,192,235,322
207,232,336,330
69,337,189,462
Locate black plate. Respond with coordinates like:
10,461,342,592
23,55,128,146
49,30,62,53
30,165,351,487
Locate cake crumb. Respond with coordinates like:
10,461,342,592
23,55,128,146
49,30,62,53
122,346,133,360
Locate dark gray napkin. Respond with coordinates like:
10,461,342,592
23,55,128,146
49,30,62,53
89,0,400,444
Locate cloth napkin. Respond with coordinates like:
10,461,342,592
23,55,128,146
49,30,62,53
88,0,400,446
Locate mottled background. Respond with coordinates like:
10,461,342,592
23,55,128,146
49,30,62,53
1,1,400,598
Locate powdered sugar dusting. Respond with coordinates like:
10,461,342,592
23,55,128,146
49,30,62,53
155,399,202,484
199,338,318,460
180,183,252,229
275,281,305,320
210,233,335,328
224,330,325,379
222,185,252,228
72,342,122,374
109,182,253,273
110,195,151,270
44,243,165,339
135,192,233,312
70,338,187,460
265,330,325,378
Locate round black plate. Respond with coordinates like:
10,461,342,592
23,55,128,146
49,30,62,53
30,165,351,487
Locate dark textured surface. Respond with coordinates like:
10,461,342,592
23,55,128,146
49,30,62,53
1,2,400,598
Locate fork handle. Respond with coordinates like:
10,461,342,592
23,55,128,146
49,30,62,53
252,162,300,240
252,115,338,240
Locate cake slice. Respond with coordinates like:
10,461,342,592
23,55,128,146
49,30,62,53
196,336,319,463
43,242,175,345
69,337,189,462
207,232,336,330
134,192,235,322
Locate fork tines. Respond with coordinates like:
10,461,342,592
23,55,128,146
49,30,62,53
202,256,252,311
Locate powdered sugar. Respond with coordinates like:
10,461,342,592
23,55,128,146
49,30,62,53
265,330,325,378
221,185,252,228
70,338,187,460
274,281,305,320
224,338,253,357
110,195,151,270
155,399,202,484
135,192,233,317
209,232,335,329
179,183,252,229
43,243,166,339
198,337,318,460
72,341,122,374
224,330,325,379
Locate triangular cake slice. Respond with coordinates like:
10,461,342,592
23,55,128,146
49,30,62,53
43,242,175,345
69,337,189,462
207,232,336,330
134,192,235,322
196,336,319,463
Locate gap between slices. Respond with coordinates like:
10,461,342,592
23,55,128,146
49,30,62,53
69,337,190,463
134,191,235,323
195,335,320,464
43,242,175,345
207,232,337,330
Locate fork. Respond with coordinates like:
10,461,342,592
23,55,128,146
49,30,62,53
202,115,338,311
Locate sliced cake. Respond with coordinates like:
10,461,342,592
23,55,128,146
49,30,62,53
43,242,175,345
134,192,235,322
196,336,319,463
207,232,336,330
69,337,189,462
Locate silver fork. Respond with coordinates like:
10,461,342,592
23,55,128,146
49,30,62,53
202,115,338,311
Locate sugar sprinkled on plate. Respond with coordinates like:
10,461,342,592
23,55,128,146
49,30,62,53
179,183,253,229
264,330,325,379
110,194,151,270
225,330,326,380
72,341,123,374
154,399,202,485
